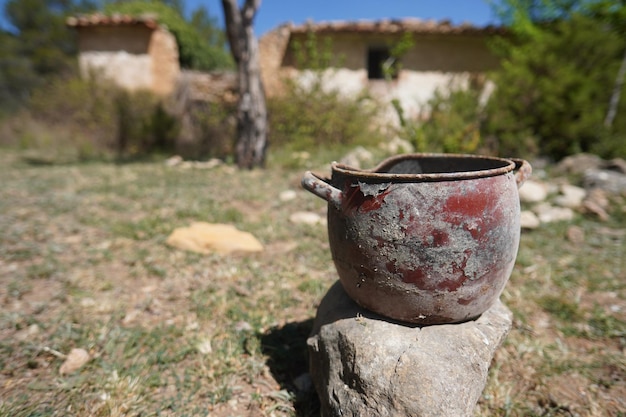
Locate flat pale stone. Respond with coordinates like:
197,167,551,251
59,348,90,375
308,281,513,417
520,210,540,229
166,222,263,255
534,203,575,223
554,184,586,209
518,179,549,203
289,211,324,225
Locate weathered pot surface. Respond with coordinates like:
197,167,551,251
302,153,531,325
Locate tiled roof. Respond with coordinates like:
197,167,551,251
287,18,505,35
66,13,160,29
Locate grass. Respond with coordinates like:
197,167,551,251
0,148,624,416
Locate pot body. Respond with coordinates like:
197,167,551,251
303,154,531,324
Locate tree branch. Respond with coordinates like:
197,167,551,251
242,0,260,24
221,0,243,63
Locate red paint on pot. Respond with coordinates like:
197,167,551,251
302,154,531,325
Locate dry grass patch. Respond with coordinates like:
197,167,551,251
0,149,624,416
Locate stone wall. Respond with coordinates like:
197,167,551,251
148,27,180,96
176,71,238,103
76,24,180,96
258,25,292,97
259,24,500,121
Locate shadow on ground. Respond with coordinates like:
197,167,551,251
260,318,320,417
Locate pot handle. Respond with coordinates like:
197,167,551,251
302,171,343,209
511,158,532,188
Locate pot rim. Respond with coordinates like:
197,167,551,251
332,153,518,182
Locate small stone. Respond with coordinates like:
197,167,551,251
340,146,374,169
555,153,604,175
520,210,540,229
15,324,40,341
234,320,253,332
554,184,586,209
566,225,585,244
196,338,213,355
585,188,610,209
166,222,263,255
289,211,324,225
607,157,626,174
582,200,610,221
584,169,626,195
380,137,414,154
534,203,575,223
59,348,90,375
165,155,183,167
279,190,297,202
519,180,549,203
189,159,222,169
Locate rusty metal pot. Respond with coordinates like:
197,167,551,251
302,153,531,325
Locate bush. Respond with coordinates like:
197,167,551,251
267,76,385,153
175,100,236,161
485,13,626,160
394,79,486,155
0,76,182,161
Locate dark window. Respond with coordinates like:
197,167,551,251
368,47,396,80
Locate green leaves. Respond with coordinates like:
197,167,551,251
104,1,233,71
486,3,626,159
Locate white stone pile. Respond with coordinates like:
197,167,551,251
519,153,626,229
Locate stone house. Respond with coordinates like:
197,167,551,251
259,19,505,119
66,13,180,96
67,15,503,118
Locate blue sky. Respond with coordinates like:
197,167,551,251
197,0,499,35
0,0,499,36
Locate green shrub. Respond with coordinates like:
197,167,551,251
267,76,384,153
485,13,626,160
176,100,236,161
394,80,486,155
3,76,181,161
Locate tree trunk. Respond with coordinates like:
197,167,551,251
605,46,626,129
222,0,268,169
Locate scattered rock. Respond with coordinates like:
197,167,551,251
180,159,222,170
380,136,415,154
166,222,263,255
519,180,549,203
59,348,90,375
289,211,325,225
291,151,311,163
165,155,223,170
582,199,610,222
340,146,374,169
165,155,183,167
581,188,611,221
196,338,213,355
554,184,586,209
234,320,253,332
15,324,40,341
520,210,540,229
555,153,604,175
279,190,297,202
534,203,575,223
566,225,585,244
584,169,626,195
308,282,513,417
607,158,626,174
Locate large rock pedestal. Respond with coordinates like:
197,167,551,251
307,281,513,417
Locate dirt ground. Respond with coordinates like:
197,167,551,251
1,151,624,416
